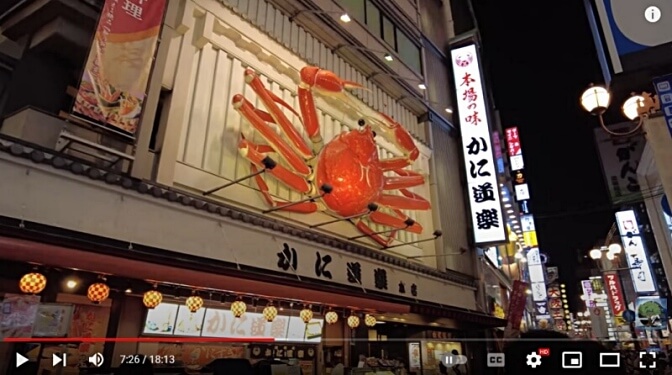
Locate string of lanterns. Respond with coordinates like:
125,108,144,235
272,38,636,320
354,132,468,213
18,271,379,327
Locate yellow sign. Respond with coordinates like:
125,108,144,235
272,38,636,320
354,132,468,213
523,231,538,247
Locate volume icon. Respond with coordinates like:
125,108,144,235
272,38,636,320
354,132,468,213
88,353,104,367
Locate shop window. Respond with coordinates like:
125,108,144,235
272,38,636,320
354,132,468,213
365,0,381,36
342,0,424,74
341,0,365,22
382,16,396,48
396,29,422,73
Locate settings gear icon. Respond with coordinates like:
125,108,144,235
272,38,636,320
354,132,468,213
526,352,542,368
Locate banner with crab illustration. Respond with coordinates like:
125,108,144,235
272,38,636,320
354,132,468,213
72,0,166,135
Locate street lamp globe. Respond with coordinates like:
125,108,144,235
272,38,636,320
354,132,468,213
606,251,615,260
622,95,646,120
589,249,602,260
581,85,610,115
608,243,622,254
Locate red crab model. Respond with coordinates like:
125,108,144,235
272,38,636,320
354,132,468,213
232,66,431,246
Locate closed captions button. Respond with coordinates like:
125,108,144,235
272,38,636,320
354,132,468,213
487,353,505,367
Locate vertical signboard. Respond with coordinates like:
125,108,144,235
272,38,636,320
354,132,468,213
581,280,596,308
451,43,506,244
504,280,530,338
505,126,548,321
505,127,524,170
615,210,657,293
593,123,644,204
72,0,167,135
604,272,626,325
492,132,505,174
653,74,672,138
527,248,550,319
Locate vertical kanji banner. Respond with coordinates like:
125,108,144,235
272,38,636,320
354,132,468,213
504,280,529,338
73,0,167,135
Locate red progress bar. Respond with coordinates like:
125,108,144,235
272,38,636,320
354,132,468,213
3,337,276,343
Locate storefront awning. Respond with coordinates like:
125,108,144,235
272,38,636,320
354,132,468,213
0,236,410,314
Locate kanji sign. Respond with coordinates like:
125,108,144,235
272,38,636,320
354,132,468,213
451,43,505,244
272,242,428,302
581,280,596,308
615,210,656,293
505,127,522,157
593,124,644,204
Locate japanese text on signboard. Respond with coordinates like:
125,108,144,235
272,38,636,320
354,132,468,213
505,127,521,156
450,44,505,244
605,272,625,315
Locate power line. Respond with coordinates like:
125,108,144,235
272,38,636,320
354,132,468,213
532,186,665,220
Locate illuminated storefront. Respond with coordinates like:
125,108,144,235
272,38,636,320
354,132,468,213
0,0,505,373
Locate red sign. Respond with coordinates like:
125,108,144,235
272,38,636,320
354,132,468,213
504,280,529,338
505,127,521,156
73,0,167,135
604,272,626,316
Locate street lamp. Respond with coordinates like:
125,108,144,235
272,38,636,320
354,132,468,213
580,84,660,137
580,85,610,115
608,243,622,254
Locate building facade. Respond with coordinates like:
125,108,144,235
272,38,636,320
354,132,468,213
0,0,507,373
584,0,672,345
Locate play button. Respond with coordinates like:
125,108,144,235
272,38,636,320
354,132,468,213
16,353,29,368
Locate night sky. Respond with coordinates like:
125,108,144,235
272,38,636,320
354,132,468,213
472,1,616,303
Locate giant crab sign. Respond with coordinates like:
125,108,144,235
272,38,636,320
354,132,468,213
231,66,431,246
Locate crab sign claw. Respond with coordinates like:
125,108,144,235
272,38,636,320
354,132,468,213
299,66,367,146
370,113,420,166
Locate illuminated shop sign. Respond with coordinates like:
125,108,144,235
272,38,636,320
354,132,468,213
615,210,656,293
451,43,506,244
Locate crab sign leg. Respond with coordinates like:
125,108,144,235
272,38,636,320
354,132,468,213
355,220,398,247
380,158,413,171
248,164,318,213
238,138,310,193
243,69,313,159
369,209,423,234
233,95,311,176
368,112,420,166
299,66,367,151
377,189,430,211
383,169,425,190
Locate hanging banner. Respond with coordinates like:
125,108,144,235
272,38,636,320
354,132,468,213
593,123,645,204
604,272,627,327
504,280,529,338
73,0,167,135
